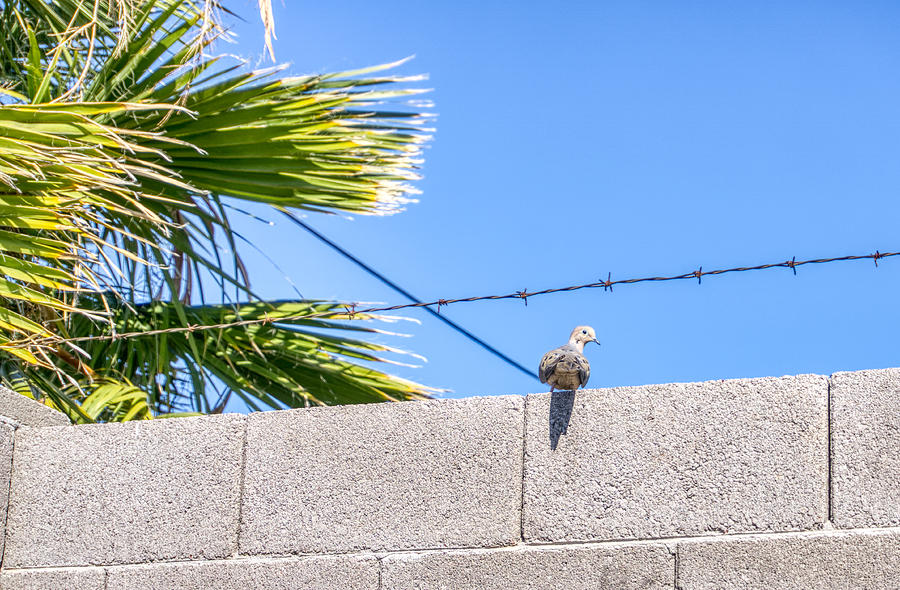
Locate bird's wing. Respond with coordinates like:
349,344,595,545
538,348,564,383
575,354,591,388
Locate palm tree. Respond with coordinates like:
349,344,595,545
0,0,437,422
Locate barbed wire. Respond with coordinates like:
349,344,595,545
46,249,900,344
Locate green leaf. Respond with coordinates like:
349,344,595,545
0,0,438,422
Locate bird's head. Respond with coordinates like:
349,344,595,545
569,325,600,350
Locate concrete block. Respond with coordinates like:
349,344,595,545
240,396,524,554
831,368,900,528
106,556,378,590
677,529,900,589
0,385,68,427
0,567,106,590
0,421,13,561
382,543,674,590
4,415,245,567
524,375,828,543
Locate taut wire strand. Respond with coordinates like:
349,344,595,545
34,249,899,346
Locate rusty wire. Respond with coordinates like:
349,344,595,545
44,249,900,345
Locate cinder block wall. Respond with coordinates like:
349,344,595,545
0,369,898,589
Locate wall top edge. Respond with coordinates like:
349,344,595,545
0,385,69,428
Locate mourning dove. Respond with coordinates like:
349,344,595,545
538,325,600,392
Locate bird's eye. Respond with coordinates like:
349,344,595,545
581,329,587,334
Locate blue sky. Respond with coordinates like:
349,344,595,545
220,1,900,398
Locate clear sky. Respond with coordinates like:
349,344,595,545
220,1,900,399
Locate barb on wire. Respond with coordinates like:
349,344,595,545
37,249,899,346
516,289,528,306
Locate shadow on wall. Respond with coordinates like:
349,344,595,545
549,390,576,451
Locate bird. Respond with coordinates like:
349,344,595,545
538,325,600,392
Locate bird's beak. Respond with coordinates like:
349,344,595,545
593,338,601,346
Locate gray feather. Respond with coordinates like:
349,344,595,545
538,343,590,390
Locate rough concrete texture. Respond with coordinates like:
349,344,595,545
831,368,900,528
523,375,828,543
0,567,106,590
0,386,68,427
382,543,674,590
678,529,900,589
4,415,245,567
0,421,13,561
106,556,378,590
240,396,524,554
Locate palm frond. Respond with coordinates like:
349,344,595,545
0,0,438,421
